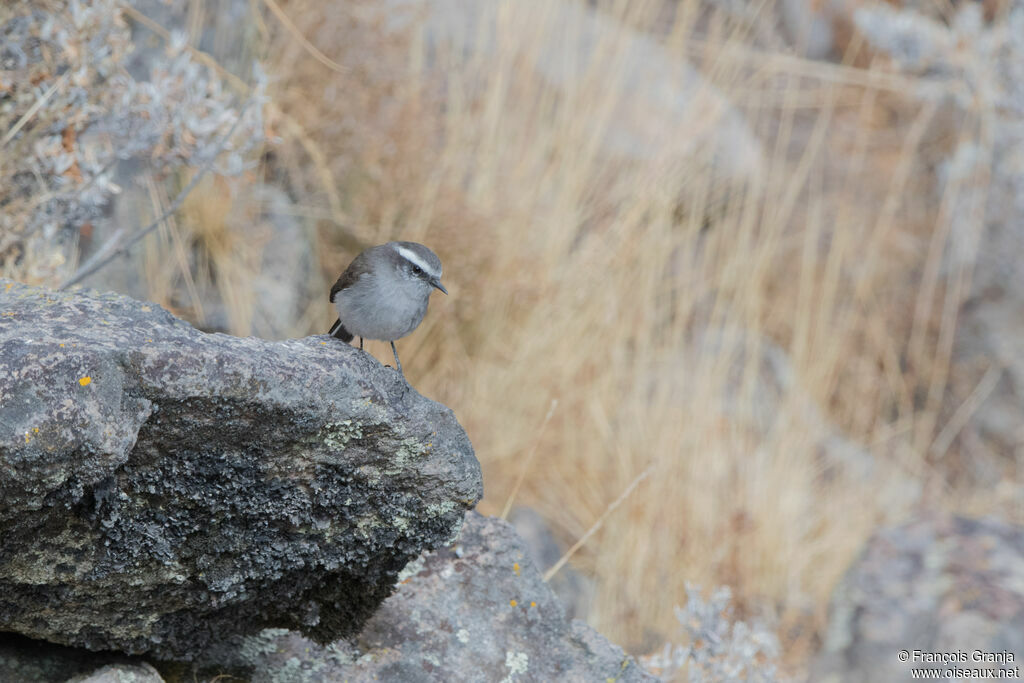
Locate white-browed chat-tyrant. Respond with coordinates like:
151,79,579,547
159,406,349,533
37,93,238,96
328,241,447,376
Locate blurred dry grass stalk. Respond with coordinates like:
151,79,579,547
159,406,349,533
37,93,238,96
3,0,1014,675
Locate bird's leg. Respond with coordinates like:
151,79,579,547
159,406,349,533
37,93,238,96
359,337,364,350
390,341,403,376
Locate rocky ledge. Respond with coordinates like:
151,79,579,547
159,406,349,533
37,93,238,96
0,513,656,682
200,512,656,682
0,279,483,660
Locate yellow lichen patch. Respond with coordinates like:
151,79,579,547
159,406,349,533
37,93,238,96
4,283,12,290
513,562,521,576
78,376,91,386
33,427,39,433
509,599,517,607
59,343,65,347
24,433,30,443
530,601,536,608
141,305,152,312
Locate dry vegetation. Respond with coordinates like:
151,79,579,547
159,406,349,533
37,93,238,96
5,0,1021,677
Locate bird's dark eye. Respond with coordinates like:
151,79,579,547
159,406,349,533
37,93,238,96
411,265,423,276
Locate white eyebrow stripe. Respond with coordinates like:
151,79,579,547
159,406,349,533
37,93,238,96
396,246,440,278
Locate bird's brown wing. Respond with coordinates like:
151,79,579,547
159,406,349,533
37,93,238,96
329,248,375,303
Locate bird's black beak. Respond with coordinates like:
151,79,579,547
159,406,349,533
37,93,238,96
432,279,448,295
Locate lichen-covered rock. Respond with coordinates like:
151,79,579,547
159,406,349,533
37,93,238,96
0,279,482,660
207,513,656,682
812,514,1024,682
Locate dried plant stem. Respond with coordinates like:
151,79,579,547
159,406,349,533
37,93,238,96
260,0,347,74
1,72,71,147
543,465,653,583
929,362,1003,459
500,399,558,520
684,38,921,93
142,171,205,319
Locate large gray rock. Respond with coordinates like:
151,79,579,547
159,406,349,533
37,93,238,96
205,513,655,682
812,514,1024,683
0,279,482,660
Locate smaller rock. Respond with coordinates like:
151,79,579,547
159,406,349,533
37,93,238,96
68,663,165,683
357,512,653,681
508,506,594,621
206,513,655,682
812,514,1024,683
0,632,141,683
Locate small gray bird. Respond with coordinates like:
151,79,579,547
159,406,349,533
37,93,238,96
328,241,447,375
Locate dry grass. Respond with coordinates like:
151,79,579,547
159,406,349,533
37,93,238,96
251,0,1004,673
17,0,1011,676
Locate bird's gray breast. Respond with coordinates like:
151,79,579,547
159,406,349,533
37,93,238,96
333,272,430,341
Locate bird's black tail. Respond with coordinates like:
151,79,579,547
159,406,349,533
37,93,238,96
328,318,354,342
